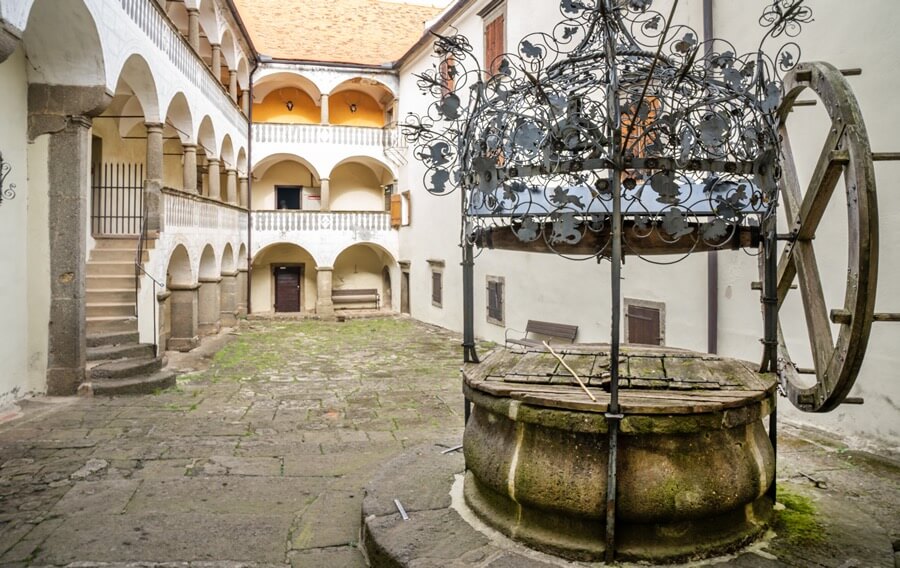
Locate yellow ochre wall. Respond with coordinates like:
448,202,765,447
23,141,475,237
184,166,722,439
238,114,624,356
250,244,318,312
253,89,319,124
329,91,384,127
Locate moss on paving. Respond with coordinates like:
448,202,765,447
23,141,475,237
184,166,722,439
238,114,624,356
774,486,826,545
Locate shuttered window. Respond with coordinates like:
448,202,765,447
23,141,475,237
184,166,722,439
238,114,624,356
440,53,456,96
625,300,664,345
432,270,443,307
486,276,504,325
390,194,402,228
484,13,505,76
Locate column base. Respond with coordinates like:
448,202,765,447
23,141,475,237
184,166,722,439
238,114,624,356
47,367,84,396
168,336,199,352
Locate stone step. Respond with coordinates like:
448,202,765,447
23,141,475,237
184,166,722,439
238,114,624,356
88,356,162,380
86,302,135,319
86,289,135,304
86,316,138,334
87,262,136,276
86,275,137,290
87,330,140,348
92,237,144,250
88,249,149,263
79,370,177,396
86,342,154,362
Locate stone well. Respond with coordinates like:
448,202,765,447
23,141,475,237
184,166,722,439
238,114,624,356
461,343,776,562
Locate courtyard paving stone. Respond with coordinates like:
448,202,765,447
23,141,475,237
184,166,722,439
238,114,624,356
0,316,894,567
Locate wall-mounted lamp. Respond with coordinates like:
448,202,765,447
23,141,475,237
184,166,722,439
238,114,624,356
286,100,294,111
0,151,16,206
349,103,358,113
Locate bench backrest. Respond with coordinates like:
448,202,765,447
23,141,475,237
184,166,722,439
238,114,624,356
525,320,578,341
332,288,379,296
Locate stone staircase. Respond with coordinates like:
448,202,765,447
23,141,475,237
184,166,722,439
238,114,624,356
81,237,176,395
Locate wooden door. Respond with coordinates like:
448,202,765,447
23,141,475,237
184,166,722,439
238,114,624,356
401,271,410,314
274,266,301,312
627,304,661,345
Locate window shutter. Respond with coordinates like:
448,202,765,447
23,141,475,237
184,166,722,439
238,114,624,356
390,194,402,228
485,14,505,76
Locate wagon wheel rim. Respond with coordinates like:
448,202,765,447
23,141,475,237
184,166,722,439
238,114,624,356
773,61,878,412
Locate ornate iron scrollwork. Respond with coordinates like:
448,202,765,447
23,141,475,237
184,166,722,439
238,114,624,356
0,151,16,206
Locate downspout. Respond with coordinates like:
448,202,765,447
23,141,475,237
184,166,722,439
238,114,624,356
704,0,718,355
247,59,259,314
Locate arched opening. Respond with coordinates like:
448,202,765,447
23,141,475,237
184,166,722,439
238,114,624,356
220,243,238,326
197,0,218,74
253,72,322,124
220,134,235,202
220,28,237,87
252,155,321,210
163,92,193,191
165,245,198,351
196,115,217,196
90,54,159,236
333,243,396,312
198,244,221,334
329,78,394,127
237,242,249,316
329,157,395,212
166,1,190,38
251,243,318,314
22,0,106,87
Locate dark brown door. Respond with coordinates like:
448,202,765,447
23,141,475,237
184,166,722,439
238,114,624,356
627,304,661,345
274,266,301,312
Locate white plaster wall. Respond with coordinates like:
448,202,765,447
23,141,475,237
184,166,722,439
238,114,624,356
0,47,42,406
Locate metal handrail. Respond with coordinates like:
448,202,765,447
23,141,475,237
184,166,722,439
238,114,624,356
134,206,163,357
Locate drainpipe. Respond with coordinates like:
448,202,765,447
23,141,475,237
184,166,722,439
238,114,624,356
704,0,718,355
247,58,259,314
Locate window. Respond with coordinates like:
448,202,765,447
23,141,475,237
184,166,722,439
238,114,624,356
486,275,504,325
428,259,445,308
439,52,456,96
390,191,411,228
276,185,302,210
624,298,665,345
479,1,506,76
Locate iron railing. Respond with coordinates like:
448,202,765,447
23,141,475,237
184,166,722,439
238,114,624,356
91,163,144,236
134,203,162,357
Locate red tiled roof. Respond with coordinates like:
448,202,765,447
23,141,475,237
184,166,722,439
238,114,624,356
234,0,442,66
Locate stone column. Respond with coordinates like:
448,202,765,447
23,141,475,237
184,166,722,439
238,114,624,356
44,116,93,394
182,143,198,193
239,176,249,208
320,177,330,212
198,277,221,335
228,70,238,102
187,8,200,51
1,27,19,65
207,158,221,200
157,290,172,353
210,43,222,82
145,122,164,181
236,267,248,316
28,83,111,395
315,266,334,318
241,89,250,116
219,271,238,326
320,94,329,124
225,168,238,204
167,284,200,351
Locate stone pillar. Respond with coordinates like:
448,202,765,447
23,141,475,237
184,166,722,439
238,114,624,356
315,266,334,318
182,143,198,193
187,8,200,51
167,284,200,351
45,116,93,394
157,290,172,352
236,268,248,316
1,27,19,65
145,122,164,180
225,168,238,204
239,176,249,208
28,83,111,395
207,158,221,200
241,89,250,116
320,177,330,212
320,94,329,124
198,277,221,335
210,43,222,82
228,70,238,102
219,271,238,326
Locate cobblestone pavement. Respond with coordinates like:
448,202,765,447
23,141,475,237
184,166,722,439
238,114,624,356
0,317,896,567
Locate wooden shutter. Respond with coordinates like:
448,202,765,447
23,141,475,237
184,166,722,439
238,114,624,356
487,280,503,322
432,271,442,305
440,54,456,96
485,14,505,76
627,305,661,345
390,194,402,228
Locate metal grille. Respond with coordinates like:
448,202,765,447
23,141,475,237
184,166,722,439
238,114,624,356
432,271,442,306
487,280,503,323
91,163,144,235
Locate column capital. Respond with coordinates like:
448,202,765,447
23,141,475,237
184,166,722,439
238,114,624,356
182,142,198,150
316,266,334,272
186,7,199,14
225,168,237,175
207,157,221,165
69,115,93,129
145,122,165,132
320,177,330,183
210,42,221,49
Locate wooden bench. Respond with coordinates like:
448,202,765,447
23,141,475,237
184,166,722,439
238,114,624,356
332,288,380,310
505,320,578,347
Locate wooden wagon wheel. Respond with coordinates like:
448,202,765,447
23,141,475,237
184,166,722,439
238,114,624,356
773,61,878,413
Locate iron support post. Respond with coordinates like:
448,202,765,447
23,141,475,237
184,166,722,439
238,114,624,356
462,242,479,363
